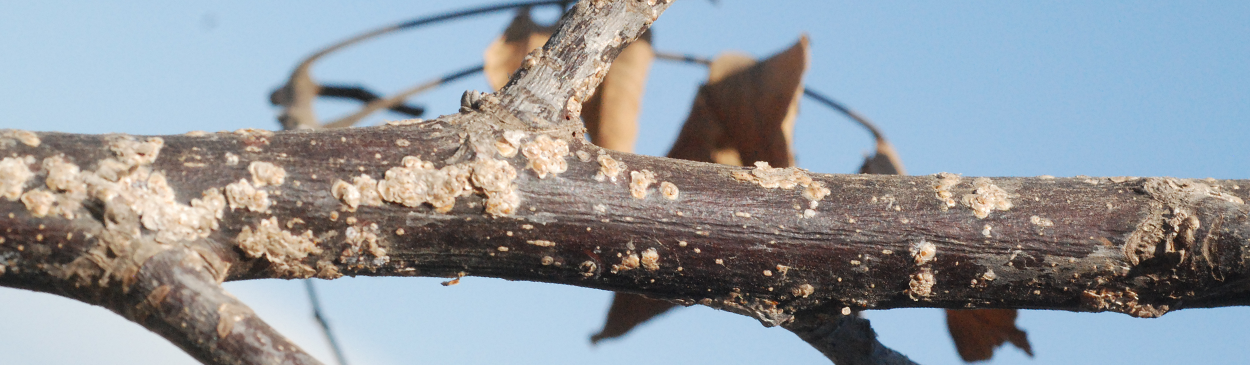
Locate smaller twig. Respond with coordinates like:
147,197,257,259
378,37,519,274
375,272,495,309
654,51,712,66
305,280,350,365
121,248,324,365
783,308,918,365
319,85,425,117
800,88,884,142
274,0,566,129
653,51,888,142
323,65,483,129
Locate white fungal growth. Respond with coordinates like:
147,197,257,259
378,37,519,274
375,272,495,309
332,175,382,210
236,217,321,278
802,181,830,201
1,129,40,147
24,156,88,219
225,179,271,213
521,135,569,178
0,157,33,200
139,183,226,244
629,170,656,199
961,177,1013,219
580,260,598,277
910,239,936,266
640,248,660,271
109,136,164,167
470,157,520,216
595,154,625,182
495,130,526,158
1030,215,1054,227
248,161,285,187
612,253,640,273
43,156,85,196
908,268,935,300
386,119,423,126
233,128,274,138
792,284,815,298
20,189,56,217
527,240,556,247
82,138,226,242
660,181,679,200
331,180,361,210
564,95,582,119
732,161,812,189
732,162,829,206
933,172,961,209
353,175,382,207
340,223,390,268
377,156,472,213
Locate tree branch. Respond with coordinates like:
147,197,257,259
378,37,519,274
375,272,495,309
784,308,917,365
3,1,1249,364
318,84,425,117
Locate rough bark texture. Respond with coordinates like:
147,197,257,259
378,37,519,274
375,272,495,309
2,1,1250,364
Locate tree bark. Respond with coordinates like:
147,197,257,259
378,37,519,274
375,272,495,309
2,1,1249,364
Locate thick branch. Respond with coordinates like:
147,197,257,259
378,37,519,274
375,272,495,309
3,126,1249,319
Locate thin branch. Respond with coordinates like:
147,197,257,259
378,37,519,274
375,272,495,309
323,65,483,129
301,0,566,65
272,0,567,129
305,280,350,365
800,88,885,142
319,85,425,117
654,51,712,66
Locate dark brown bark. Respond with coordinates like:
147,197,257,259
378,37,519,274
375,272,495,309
2,1,1249,364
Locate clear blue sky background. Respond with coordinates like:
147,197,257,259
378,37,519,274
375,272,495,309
2,1,1249,364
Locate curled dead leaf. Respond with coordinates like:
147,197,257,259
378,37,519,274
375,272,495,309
945,309,1033,362
580,31,652,152
590,293,676,344
859,137,906,175
483,9,556,91
667,35,809,167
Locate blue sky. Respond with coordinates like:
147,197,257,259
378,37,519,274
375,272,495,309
1,1,1248,364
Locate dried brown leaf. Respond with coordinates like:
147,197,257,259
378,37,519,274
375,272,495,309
580,31,652,152
667,35,810,167
945,309,1033,362
483,9,555,91
858,138,907,175
590,293,676,344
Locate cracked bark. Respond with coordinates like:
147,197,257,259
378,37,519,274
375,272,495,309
2,1,1250,364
